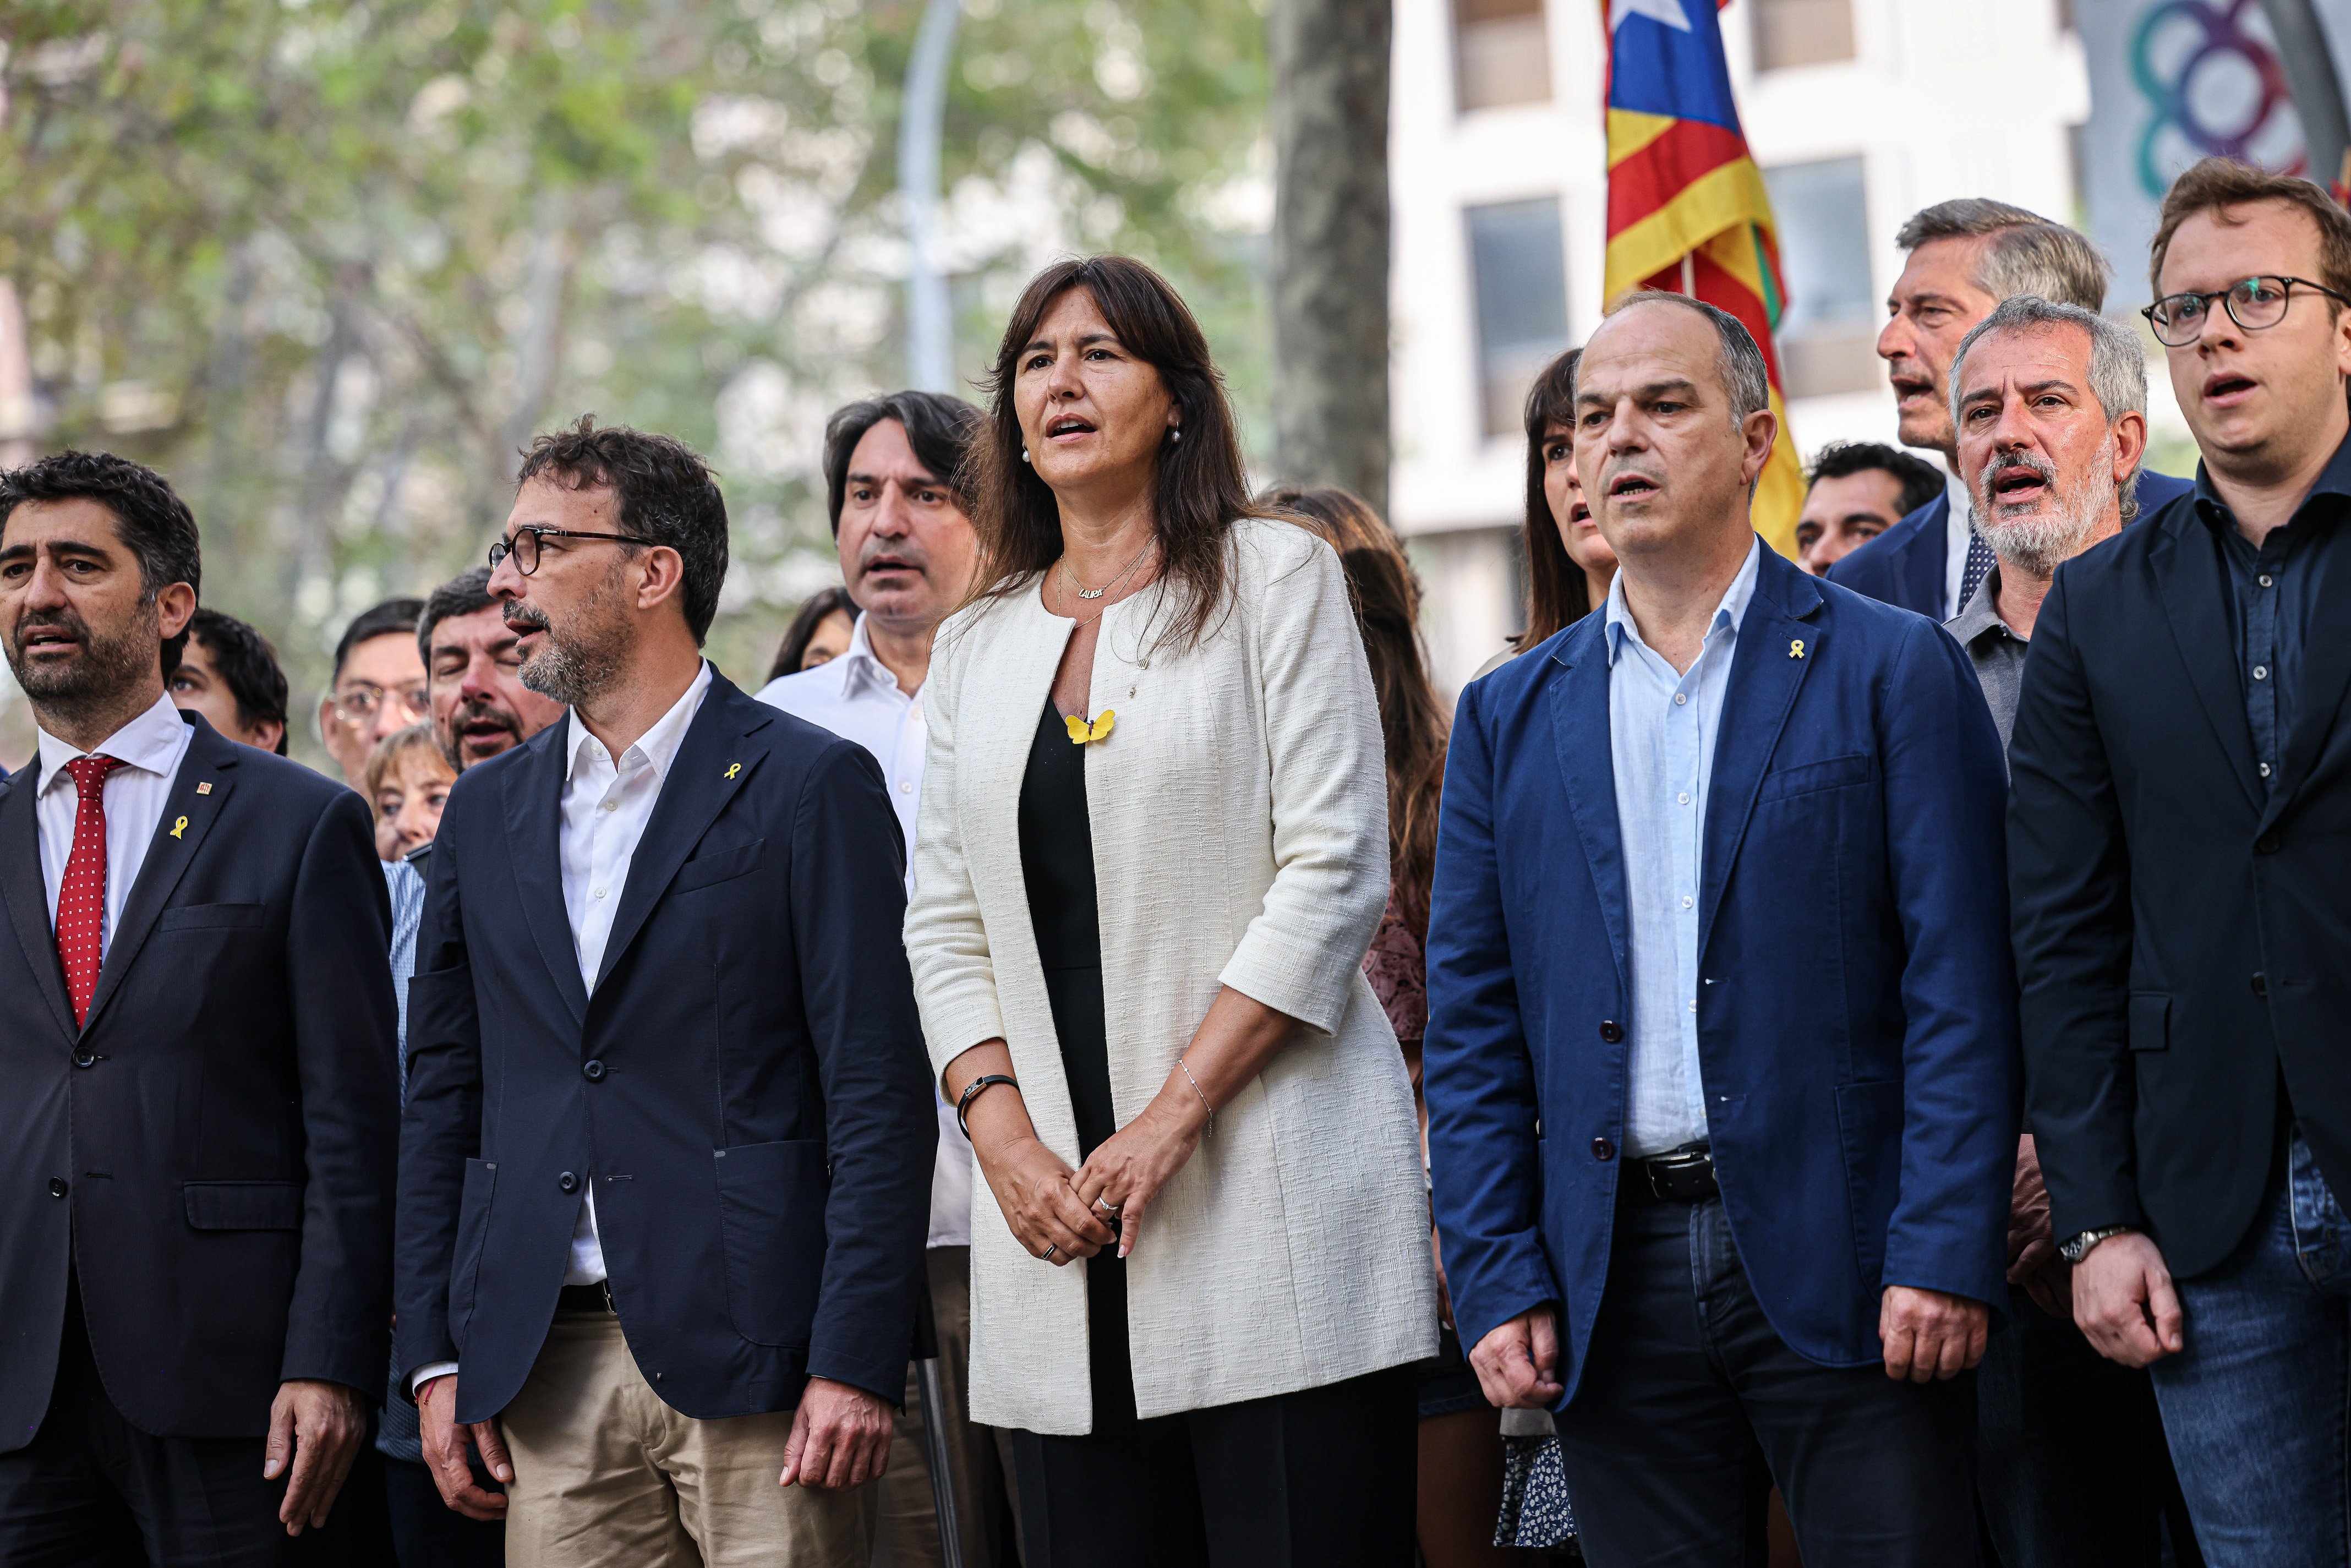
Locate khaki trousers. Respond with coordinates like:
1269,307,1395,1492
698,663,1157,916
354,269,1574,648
500,1310,877,1568
871,1247,1020,1568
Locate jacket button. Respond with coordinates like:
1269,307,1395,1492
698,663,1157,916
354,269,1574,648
1598,1020,1624,1043
71,1051,94,1069
558,1171,579,1194
1591,1137,1616,1162
2256,831,2281,854
583,1059,606,1082
2253,973,2269,997
48,1178,67,1199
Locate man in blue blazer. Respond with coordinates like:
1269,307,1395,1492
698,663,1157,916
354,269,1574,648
396,419,934,1562
1829,197,2193,618
1426,294,2020,1562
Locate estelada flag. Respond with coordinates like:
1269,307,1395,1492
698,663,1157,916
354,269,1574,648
1603,0,1803,558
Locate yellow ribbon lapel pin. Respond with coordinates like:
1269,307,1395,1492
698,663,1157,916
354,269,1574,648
724,762,741,780
1064,710,1115,746
170,816,188,840
1789,638,1806,660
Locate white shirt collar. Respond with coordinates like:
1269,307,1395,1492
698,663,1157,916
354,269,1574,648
564,659,714,784
36,690,190,796
835,613,909,703
1602,535,1762,667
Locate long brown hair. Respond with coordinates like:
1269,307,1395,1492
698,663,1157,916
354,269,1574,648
964,255,1265,651
1512,346,1591,651
1260,485,1450,942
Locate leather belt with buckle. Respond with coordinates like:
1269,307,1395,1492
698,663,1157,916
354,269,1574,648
557,1282,616,1314
1628,1143,1719,1204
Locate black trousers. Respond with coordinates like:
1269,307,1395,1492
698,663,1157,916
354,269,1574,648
1010,1242,1416,1567
1550,1190,1979,1567
0,1283,305,1567
381,1457,503,1568
1975,1283,2202,1568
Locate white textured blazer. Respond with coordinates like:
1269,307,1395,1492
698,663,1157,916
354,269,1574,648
905,517,1437,1434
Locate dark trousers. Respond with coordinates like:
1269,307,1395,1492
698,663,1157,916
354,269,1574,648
0,1283,299,1567
1976,1283,2201,1568
1010,1243,1416,1566
381,1457,503,1568
1550,1190,1978,1567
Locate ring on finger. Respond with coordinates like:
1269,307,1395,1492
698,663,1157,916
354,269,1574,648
1095,1195,1122,1215
1042,1242,1058,1260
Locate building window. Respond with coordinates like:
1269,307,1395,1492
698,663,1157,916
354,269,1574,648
1454,0,1551,113
1764,156,1878,399
1466,196,1571,438
1749,0,1855,71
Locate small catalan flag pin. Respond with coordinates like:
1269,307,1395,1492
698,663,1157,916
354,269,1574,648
196,782,212,795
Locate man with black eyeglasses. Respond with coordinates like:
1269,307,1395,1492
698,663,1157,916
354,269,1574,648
2010,157,2351,1561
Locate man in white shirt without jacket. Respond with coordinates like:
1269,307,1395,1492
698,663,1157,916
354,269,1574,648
757,389,1008,1568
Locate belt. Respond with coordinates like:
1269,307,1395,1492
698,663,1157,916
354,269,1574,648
557,1283,616,1314
1625,1143,1719,1204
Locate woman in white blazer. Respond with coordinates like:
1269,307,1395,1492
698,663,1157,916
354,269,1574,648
903,255,1435,1564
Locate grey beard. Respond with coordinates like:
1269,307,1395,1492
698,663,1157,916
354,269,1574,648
517,573,634,709
1970,439,2113,578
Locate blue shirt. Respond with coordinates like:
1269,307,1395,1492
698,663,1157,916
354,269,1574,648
1605,538,1760,1157
377,854,428,1465
2194,434,2351,790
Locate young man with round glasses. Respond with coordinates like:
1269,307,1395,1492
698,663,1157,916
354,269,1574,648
2009,157,2351,1561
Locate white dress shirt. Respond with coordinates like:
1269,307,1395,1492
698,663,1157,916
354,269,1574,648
1604,540,1759,1156
1942,467,1971,619
757,613,972,1250
557,660,713,1286
36,691,195,949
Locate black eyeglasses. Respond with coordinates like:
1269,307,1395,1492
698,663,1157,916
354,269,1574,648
2142,275,2351,346
488,526,650,576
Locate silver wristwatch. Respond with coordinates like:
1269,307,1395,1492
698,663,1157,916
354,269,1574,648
2058,1225,2134,1264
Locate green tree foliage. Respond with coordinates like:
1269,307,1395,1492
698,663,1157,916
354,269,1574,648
0,0,1270,762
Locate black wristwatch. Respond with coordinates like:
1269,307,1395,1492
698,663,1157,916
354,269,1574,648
2059,1225,2134,1264
956,1074,1020,1140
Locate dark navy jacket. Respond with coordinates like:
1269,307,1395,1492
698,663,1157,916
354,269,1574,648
0,714,397,1447
2011,450,2351,1277
395,671,934,1423
1829,472,2196,618
1424,547,2020,1400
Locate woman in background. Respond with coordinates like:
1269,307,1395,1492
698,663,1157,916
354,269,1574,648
1264,485,1537,1566
765,583,857,681
1473,347,1617,681
365,722,455,862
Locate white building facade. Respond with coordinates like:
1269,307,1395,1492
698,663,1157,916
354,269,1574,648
1390,0,2093,693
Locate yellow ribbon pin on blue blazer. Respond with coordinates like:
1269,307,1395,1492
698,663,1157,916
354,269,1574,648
170,815,188,839
724,763,741,779
1789,638,1806,659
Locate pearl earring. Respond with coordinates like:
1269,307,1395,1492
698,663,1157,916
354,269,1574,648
1168,428,1182,442
1021,447,1031,463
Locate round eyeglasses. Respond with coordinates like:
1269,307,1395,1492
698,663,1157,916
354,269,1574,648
2142,275,2351,347
488,526,650,576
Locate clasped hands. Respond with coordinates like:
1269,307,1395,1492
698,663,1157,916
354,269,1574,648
980,1089,1207,1266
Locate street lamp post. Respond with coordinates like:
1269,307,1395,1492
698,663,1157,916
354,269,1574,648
900,0,961,393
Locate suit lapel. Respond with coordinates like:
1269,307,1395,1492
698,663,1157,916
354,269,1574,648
2261,533,2351,831
504,721,590,1026
592,678,773,993
2149,511,2263,817
0,765,74,1042
80,722,239,1034
1906,493,1951,616
1548,619,1630,991
1698,553,1822,955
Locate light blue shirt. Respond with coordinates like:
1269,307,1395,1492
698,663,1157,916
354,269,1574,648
1605,538,1759,1157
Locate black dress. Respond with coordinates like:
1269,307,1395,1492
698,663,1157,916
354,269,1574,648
1007,698,1417,1568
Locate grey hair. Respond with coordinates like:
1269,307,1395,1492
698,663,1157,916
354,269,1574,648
1946,293,2148,521
1606,289,1773,428
1896,198,2113,313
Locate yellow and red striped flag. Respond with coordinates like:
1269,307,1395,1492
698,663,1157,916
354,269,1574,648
1603,0,1802,557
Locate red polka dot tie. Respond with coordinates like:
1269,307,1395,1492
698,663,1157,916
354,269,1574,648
57,755,123,1028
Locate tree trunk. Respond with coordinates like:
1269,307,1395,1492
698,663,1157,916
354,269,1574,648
1270,0,1391,521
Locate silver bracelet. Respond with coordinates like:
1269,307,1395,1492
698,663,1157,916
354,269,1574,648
1178,1056,1215,1138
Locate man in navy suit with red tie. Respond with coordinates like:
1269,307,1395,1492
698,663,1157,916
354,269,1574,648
0,452,399,1561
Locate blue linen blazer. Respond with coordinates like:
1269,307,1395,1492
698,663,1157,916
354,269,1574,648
1424,545,2021,1401
1829,472,2196,618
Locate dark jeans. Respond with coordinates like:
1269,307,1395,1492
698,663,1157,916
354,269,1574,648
382,1456,504,1568
1976,1282,2199,1568
2150,1130,2351,1568
1550,1190,1978,1567
0,1283,296,1567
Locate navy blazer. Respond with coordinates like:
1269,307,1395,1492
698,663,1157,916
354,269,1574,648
395,671,935,1424
0,715,397,1448
1828,472,2196,617
1424,548,2021,1398
2010,460,2351,1276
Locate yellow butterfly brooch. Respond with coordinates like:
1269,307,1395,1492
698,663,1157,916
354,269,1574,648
1064,709,1115,746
